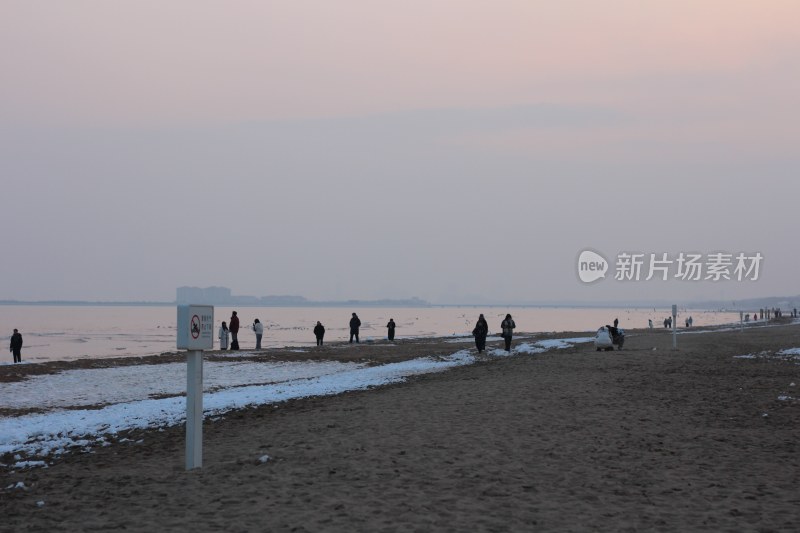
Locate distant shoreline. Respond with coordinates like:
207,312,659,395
0,300,433,308
0,300,738,312
0,300,766,311
3,292,798,311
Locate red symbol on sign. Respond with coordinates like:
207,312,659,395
190,315,201,339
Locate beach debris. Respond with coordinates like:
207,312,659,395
7,481,27,490
36,501,45,507
790,383,796,387
761,413,769,418
258,454,271,464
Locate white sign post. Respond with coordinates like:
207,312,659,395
671,304,678,349
177,305,214,470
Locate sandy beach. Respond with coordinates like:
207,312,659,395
1,323,799,531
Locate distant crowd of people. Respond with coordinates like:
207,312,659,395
10,305,797,362
742,307,795,322
214,311,518,353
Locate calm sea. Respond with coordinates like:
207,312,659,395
0,305,740,363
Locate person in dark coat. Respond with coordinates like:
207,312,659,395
229,311,240,350
386,319,396,341
500,314,516,352
606,324,625,349
10,329,23,363
313,321,325,346
349,313,361,343
472,314,488,353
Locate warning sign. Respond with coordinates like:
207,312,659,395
177,305,214,350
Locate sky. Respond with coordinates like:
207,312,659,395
1,1,798,305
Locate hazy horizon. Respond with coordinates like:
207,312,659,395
2,2,797,305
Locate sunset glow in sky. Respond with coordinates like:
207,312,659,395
1,1,798,304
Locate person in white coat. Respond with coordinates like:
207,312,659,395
252,318,264,350
218,321,229,350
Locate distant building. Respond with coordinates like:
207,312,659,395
260,295,308,305
175,287,430,307
176,286,232,304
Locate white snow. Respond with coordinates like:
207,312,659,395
487,337,592,357
0,360,362,410
734,349,800,363
0,336,592,465
0,351,472,461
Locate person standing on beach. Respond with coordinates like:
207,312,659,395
229,311,240,350
613,318,619,328
252,318,264,350
10,329,22,363
501,314,516,352
472,314,489,353
219,321,229,350
349,313,361,343
386,319,396,341
314,321,325,346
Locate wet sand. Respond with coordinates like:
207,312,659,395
2,323,799,531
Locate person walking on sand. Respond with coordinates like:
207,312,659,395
10,329,22,363
501,314,516,352
648,319,653,329
613,318,619,329
386,318,396,341
218,321,229,350
252,318,264,350
229,311,240,350
349,313,361,343
472,314,489,353
314,321,325,346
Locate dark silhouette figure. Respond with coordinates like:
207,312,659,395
229,311,240,350
349,313,361,343
605,324,625,349
387,319,396,341
472,314,489,353
314,321,325,346
10,329,22,363
501,314,516,352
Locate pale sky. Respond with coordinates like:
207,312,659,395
1,1,798,304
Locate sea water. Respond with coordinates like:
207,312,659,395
0,305,740,363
